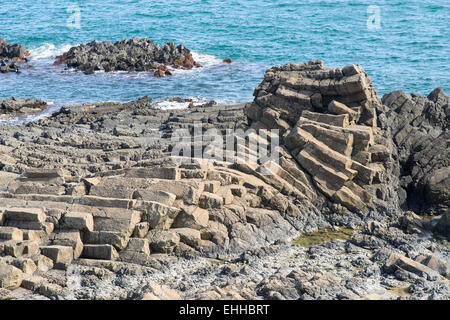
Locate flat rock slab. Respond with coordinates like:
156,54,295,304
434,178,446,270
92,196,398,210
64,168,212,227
4,208,46,223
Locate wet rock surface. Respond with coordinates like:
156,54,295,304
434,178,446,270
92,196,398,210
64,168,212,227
54,38,201,75
0,97,47,117
0,60,448,300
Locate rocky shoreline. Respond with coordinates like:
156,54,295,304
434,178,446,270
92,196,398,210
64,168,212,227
0,60,448,300
0,37,203,77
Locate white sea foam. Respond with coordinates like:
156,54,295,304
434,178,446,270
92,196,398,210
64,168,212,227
29,43,73,60
153,97,235,111
191,51,223,68
168,51,224,75
153,97,206,110
0,101,61,125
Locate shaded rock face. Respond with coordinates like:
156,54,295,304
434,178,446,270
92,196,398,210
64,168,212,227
246,60,400,214
381,88,449,214
0,97,47,116
55,38,201,75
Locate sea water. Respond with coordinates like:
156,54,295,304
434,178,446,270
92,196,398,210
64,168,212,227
0,0,448,109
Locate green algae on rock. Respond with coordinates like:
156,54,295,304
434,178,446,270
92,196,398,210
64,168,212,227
291,227,355,248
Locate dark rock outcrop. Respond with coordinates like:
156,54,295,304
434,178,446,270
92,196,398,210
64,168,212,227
0,60,20,74
0,38,29,74
54,38,201,75
0,38,29,61
381,88,449,214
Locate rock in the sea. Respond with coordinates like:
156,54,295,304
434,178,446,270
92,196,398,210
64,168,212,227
0,38,29,61
0,38,29,74
54,38,201,75
0,59,20,74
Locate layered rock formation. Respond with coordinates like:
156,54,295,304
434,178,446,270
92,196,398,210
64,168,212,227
0,60,448,300
246,60,400,215
54,38,201,75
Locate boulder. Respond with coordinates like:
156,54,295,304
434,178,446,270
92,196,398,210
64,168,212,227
144,201,181,230
32,255,54,272
415,254,449,277
124,238,150,256
172,228,202,247
0,263,23,290
172,206,209,230
146,230,180,253
83,231,129,251
328,100,359,121
199,192,223,209
50,231,84,259
385,253,441,281
133,190,176,207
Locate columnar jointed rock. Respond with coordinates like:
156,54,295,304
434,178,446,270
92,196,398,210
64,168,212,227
246,60,381,129
54,38,202,75
246,60,399,213
0,60,448,300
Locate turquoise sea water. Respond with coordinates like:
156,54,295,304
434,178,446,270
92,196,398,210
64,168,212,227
0,0,448,107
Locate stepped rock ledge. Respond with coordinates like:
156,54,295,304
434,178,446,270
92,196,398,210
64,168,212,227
0,60,448,300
